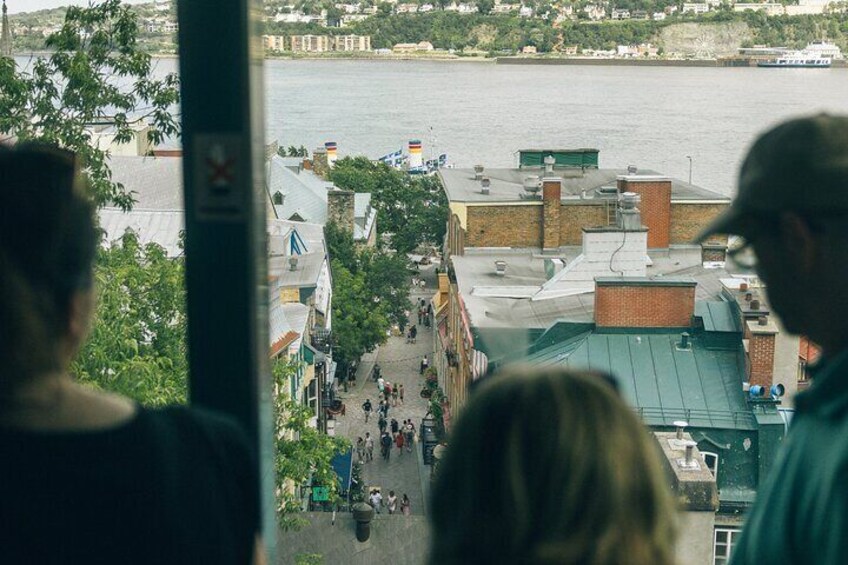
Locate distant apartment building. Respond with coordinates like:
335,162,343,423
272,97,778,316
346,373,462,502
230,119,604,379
291,34,331,52
263,34,287,52
583,4,607,20
333,34,371,51
733,2,784,15
682,2,710,13
611,8,631,19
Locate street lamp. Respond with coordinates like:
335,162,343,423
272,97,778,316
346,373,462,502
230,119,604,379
686,155,693,185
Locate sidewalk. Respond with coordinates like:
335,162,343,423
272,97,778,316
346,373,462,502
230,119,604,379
332,262,439,518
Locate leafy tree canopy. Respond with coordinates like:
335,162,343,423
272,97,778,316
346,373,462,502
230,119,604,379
329,156,448,255
0,0,180,210
73,230,188,406
273,359,350,532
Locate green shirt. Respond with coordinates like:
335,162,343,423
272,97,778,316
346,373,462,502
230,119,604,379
731,350,848,565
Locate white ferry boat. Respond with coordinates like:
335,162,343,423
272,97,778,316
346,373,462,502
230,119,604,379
758,50,832,68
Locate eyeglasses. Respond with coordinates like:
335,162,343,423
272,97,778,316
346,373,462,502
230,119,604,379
727,237,757,269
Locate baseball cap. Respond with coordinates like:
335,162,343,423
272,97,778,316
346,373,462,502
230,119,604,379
696,114,848,242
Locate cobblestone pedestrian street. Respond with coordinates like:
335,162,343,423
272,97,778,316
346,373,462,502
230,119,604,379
332,262,438,517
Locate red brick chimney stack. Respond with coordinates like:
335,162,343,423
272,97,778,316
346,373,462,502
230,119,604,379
617,175,672,249
746,317,778,389
594,277,696,328
542,177,562,251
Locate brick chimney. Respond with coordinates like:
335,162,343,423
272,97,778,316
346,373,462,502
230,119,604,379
594,277,696,328
542,177,561,251
327,188,355,234
313,147,329,179
746,317,778,389
617,175,672,249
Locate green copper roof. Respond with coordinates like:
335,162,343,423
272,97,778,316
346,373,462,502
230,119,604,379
524,330,755,430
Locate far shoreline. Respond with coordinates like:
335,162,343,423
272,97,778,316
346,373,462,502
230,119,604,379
14,50,847,68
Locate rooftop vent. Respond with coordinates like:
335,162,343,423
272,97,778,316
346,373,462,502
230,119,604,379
758,315,768,326
673,420,689,440
739,282,749,292
474,164,484,181
494,260,507,276
481,176,490,188
544,155,555,174
750,299,760,311
619,191,641,209
289,256,299,271
677,440,700,470
678,332,691,349
522,175,541,199
596,185,619,199
627,164,638,174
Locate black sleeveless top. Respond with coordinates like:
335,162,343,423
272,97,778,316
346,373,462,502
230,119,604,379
0,406,259,564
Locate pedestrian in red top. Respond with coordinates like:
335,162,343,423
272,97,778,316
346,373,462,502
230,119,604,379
395,431,405,454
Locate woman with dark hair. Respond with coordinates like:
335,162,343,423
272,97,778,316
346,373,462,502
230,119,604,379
0,145,263,564
429,368,676,565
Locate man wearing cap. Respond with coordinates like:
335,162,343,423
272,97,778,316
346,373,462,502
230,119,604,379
697,114,848,565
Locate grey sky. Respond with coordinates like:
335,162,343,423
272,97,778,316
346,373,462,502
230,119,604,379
7,0,150,15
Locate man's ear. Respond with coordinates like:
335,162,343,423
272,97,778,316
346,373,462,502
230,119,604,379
779,212,817,274
67,289,95,352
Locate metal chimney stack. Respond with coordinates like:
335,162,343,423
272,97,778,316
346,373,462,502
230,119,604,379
616,191,642,230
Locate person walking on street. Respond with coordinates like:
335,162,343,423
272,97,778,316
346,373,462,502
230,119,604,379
377,376,385,393
362,399,373,423
390,418,399,435
369,489,382,514
399,384,405,405
410,325,417,344
381,432,392,461
378,414,387,435
391,387,399,407
420,355,429,375
401,494,411,516
365,432,374,462
693,115,848,565
356,437,365,462
404,423,415,452
387,491,398,515
395,430,405,454
384,381,393,399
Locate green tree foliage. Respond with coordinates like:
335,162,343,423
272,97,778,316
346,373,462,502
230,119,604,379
329,156,448,254
73,231,188,406
326,256,391,370
273,361,350,532
0,0,180,210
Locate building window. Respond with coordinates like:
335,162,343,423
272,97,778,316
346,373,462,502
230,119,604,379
798,358,809,383
714,528,741,564
702,451,719,476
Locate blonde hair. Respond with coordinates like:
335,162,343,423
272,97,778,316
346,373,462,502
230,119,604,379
429,368,676,565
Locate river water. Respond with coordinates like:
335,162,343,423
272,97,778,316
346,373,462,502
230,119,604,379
263,60,848,197
17,55,848,197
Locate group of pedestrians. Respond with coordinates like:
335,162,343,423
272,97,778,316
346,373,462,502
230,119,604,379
356,409,417,464
368,489,412,516
375,376,403,407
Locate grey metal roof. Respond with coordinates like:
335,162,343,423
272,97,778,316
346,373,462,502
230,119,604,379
269,252,325,289
108,156,183,209
522,331,755,431
269,300,310,350
267,156,330,225
453,246,731,333
98,208,184,257
438,167,729,204
268,219,326,255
